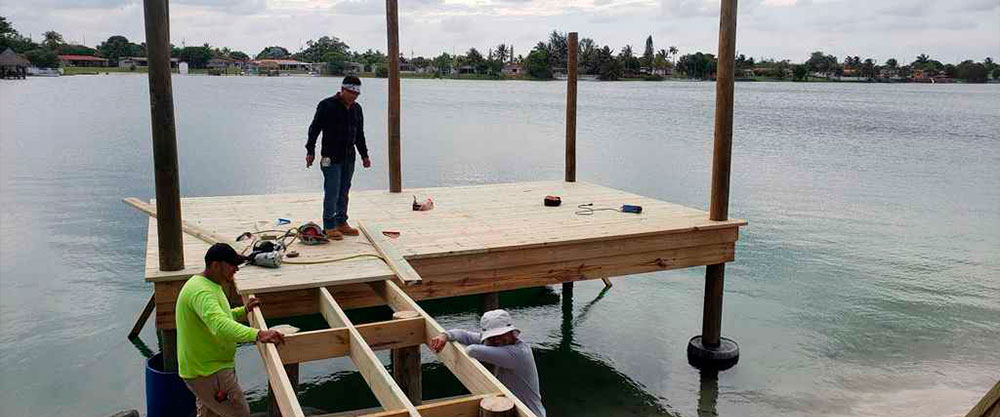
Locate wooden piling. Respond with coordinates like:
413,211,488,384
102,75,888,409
565,32,578,183
702,0,738,349
391,311,422,405
481,292,499,313
158,329,178,372
562,282,574,299
268,364,299,417
479,396,515,417
142,0,184,272
386,0,402,193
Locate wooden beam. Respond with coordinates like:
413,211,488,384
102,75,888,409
153,240,734,328
966,379,1000,417
246,294,306,417
367,280,538,417
124,197,241,249
128,292,156,338
318,288,419,415
276,317,425,364
359,222,422,285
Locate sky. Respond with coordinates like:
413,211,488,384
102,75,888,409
1,0,998,64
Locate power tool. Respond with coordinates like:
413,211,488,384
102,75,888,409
247,240,284,268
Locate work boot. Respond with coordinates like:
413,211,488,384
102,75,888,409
337,223,360,236
324,229,344,241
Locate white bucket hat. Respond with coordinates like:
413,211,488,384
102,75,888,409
480,309,519,342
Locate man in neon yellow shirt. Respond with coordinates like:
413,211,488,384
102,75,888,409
176,243,285,417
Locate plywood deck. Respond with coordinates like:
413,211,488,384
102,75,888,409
144,181,745,327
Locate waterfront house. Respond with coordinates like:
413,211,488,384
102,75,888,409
255,58,312,72
0,48,30,79
119,57,180,69
59,54,108,67
501,63,523,76
345,61,364,74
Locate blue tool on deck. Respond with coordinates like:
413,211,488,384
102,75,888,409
621,204,643,214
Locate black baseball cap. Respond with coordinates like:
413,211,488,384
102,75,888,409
204,243,247,267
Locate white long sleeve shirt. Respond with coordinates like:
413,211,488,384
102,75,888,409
445,329,546,417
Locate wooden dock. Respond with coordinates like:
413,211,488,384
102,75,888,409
145,181,744,328
139,180,744,416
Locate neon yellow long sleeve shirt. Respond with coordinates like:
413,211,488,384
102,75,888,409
175,275,259,379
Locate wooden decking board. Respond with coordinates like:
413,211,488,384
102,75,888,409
143,181,743,285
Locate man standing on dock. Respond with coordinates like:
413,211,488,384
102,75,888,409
430,309,546,417
176,243,286,417
306,75,371,240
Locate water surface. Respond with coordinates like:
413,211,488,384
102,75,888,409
1,75,997,417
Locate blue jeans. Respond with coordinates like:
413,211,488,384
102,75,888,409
321,151,355,230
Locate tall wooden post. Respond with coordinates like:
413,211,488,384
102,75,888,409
564,32,578,183
143,0,184,372
687,0,739,370
386,0,402,193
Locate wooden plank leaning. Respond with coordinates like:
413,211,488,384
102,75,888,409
318,288,420,416
245,294,305,417
123,197,241,249
367,280,538,417
127,293,156,338
359,222,421,286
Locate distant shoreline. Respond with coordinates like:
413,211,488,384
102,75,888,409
46,66,1000,85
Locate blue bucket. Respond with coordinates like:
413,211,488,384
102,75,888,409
145,352,195,417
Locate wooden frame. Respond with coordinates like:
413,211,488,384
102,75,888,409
245,281,535,417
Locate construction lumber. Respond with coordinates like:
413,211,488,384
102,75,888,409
127,292,156,338
319,394,497,417
360,222,422,285
276,317,425,364
966,379,1000,417
269,364,299,417
318,288,419,416
246,295,306,417
123,197,239,248
367,280,538,417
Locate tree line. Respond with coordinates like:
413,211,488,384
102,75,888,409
3,16,996,82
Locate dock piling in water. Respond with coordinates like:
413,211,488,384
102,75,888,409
565,31,578,183
386,0,402,193
687,0,741,370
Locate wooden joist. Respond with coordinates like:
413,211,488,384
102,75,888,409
318,288,420,416
316,394,500,417
359,222,422,285
367,280,538,417
276,317,425,364
966,379,1000,417
245,294,305,417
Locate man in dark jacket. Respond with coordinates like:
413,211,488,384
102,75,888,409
306,76,372,239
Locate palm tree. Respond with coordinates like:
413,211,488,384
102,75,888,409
668,46,678,63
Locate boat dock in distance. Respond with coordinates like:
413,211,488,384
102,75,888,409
139,180,745,417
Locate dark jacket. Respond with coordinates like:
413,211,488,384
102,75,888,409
306,93,369,162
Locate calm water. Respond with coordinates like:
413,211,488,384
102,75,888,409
1,75,997,417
